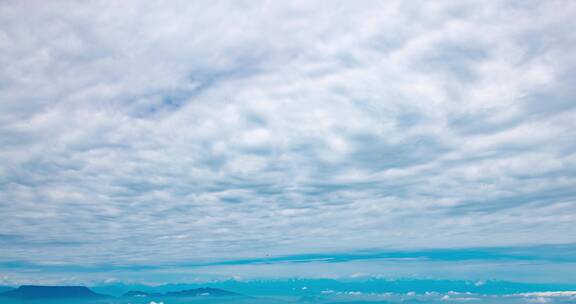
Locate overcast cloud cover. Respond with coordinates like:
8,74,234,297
1,0,576,285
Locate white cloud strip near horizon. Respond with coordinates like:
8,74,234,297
0,0,576,277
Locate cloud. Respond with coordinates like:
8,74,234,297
0,0,575,282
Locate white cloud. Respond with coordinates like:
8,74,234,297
0,0,575,281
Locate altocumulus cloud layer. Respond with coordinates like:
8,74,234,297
1,0,576,284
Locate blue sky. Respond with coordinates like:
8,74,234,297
0,0,575,286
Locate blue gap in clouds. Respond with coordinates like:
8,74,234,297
2,243,575,273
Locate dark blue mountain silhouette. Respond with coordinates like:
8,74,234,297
0,285,107,299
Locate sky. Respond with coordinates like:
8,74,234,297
0,0,575,286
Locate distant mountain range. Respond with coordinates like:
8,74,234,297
0,285,107,299
0,285,242,299
123,287,241,297
123,290,163,297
